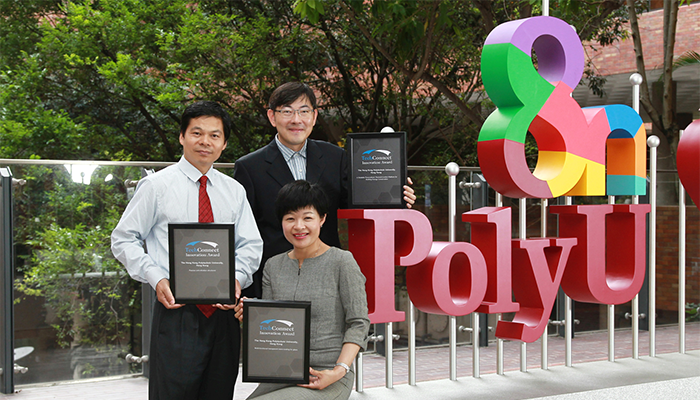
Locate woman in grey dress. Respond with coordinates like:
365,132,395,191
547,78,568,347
235,180,370,399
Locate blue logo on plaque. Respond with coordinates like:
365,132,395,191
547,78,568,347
184,241,221,254
361,149,392,161
186,241,219,248
259,319,295,332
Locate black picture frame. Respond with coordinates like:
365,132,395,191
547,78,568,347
243,299,311,384
347,132,407,208
168,223,235,304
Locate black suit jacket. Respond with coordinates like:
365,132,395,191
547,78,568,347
233,139,348,298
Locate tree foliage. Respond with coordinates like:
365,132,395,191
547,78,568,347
1,0,302,161
13,163,141,353
293,0,634,164
0,0,636,165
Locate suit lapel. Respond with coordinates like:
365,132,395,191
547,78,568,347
264,141,295,187
306,140,323,184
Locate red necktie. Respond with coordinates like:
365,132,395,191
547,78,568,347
197,176,216,318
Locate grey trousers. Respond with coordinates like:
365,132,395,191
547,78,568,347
247,370,354,400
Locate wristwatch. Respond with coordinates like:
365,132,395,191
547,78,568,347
335,362,350,375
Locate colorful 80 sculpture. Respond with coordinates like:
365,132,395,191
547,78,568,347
478,16,646,198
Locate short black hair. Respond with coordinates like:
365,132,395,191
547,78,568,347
275,180,329,222
268,82,317,110
180,101,232,142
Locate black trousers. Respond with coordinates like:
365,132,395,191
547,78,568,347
149,303,240,400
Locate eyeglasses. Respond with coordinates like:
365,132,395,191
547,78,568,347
274,107,315,119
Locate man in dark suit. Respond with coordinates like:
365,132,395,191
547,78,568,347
234,82,415,298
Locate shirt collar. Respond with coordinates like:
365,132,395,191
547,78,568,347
275,134,307,161
177,156,214,184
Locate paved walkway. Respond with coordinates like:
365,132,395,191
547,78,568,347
2,323,697,399
351,351,700,400
359,322,700,386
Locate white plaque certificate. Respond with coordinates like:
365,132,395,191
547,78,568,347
348,132,407,208
243,299,311,384
168,223,235,304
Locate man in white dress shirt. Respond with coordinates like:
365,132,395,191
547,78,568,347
112,101,262,400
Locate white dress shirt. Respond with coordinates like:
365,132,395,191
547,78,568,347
111,157,263,291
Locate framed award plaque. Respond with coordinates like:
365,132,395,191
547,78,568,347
243,299,311,384
347,132,407,208
168,223,235,304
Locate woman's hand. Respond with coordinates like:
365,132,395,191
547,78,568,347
298,366,346,390
233,297,247,322
299,343,359,390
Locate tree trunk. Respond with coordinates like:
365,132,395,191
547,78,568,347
626,0,681,204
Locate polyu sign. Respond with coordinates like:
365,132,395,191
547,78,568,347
339,16,650,344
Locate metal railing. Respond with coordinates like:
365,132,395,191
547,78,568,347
0,156,695,392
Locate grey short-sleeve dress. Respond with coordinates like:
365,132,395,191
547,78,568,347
247,247,370,400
